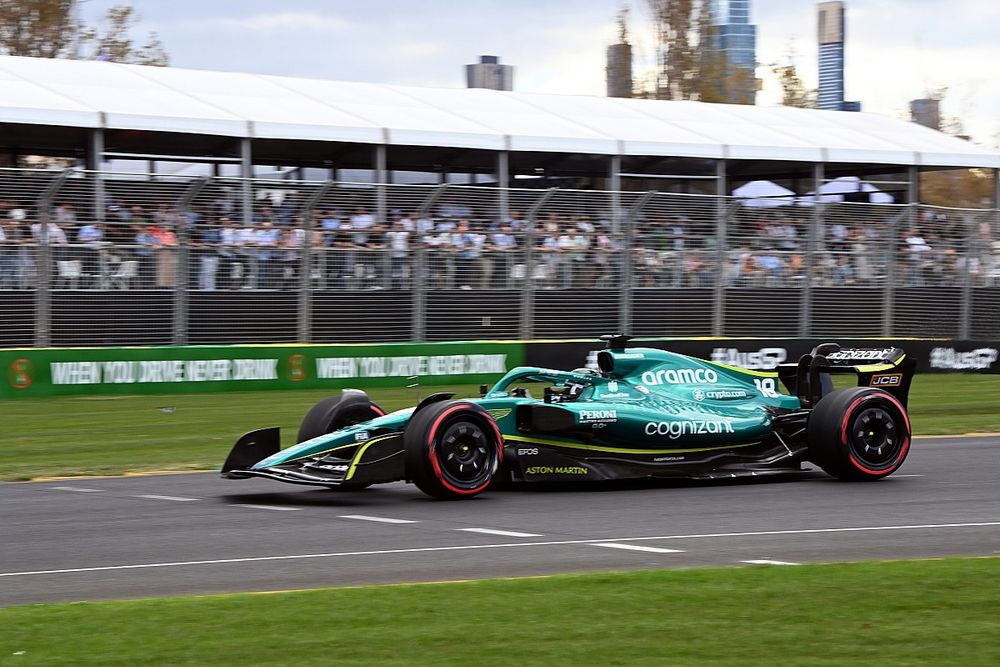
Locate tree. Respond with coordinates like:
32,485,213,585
772,64,814,108
647,0,698,100
644,0,755,104
771,45,814,109
920,168,993,208
0,0,78,58
0,0,168,65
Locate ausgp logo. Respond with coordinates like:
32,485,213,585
640,368,719,386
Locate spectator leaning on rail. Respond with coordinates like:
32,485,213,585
384,215,411,289
0,216,14,288
152,223,179,289
193,218,222,291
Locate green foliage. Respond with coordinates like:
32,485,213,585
644,0,755,103
2,559,998,664
0,0,168,65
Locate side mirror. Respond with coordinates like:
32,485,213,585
479,384,488,397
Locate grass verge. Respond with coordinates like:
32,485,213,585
1,558,998,665
3,374,999,481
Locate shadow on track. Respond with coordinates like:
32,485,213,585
219,469,829,507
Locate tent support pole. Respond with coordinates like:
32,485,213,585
375,144,388,226
497,150,509,223
240,137,253,226
609,155,622,234
89,129,105,222
713,159,727,336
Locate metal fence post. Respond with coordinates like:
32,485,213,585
881,207,908,337
960,211,990,340
33,170,70,348
413,184,449,341
715,200,741,337
520,188,557,340
299,181,334,343
173,177,208,346
621,191,655,334
800,164,823,337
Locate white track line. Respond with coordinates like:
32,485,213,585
49,486,103,493
232,504,301,512
740,559,800,566
895,474,925,478
134,495,199,502
456,528,543,538
338,515,418,524
593,543,684,554
2,521,997,579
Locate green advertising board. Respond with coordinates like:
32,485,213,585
0,342,525,399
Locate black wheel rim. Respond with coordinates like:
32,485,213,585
847,404,903,470
436,419,495,489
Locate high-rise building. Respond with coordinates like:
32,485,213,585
465,56,513,91
817,2,845,110
910,98,942,130
709,0,757,104
606,9,633,98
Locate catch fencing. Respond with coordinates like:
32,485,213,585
0,168,997,348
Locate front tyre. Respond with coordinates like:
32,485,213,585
404,401,503,500
297,389,385,443
807,387,911,481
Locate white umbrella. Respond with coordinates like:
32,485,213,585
798,176,895,205
733,180,796,208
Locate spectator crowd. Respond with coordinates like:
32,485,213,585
1,196,998,292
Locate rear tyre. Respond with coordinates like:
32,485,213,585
807,387,911,481
297,389,385,443
404,400,503,500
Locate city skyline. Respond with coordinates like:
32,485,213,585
70,0,1000,148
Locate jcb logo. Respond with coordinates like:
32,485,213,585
871,374,902,387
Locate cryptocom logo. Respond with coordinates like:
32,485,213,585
8,358,35,389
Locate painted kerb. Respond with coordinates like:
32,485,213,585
0,342,525,399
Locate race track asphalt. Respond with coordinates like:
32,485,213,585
1,436,998,606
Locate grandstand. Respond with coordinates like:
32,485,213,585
0,56,997,348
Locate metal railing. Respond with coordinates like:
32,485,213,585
0,167,997,347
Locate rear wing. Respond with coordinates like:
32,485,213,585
777,343,916,409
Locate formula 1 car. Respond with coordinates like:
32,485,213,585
223,335,915,499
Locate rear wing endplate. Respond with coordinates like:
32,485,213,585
777,343,916,409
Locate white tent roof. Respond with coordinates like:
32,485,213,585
1,55,996,169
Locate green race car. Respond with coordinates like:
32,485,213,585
223,335,915,499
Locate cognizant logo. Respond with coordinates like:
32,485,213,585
640,368,719,385
644,420,734,439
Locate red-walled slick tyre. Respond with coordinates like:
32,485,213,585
807,387,911,481
404,400,503,500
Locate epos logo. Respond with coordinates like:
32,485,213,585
640,368,719,386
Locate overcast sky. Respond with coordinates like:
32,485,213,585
81,0,999,148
